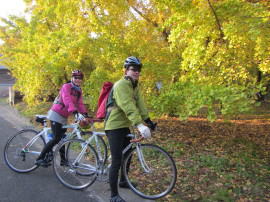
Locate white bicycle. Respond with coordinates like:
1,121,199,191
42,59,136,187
53,124,177,200
4,115,107,173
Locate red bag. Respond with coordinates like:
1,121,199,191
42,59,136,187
96,82,113,119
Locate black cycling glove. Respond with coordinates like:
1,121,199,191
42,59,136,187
144,118,157,131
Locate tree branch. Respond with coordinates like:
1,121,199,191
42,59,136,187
206,0,224,39
130,5,158,28
128,2,169,42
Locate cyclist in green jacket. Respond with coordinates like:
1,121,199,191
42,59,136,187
105,56,156,202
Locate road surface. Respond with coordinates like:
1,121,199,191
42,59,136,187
0,102,154,202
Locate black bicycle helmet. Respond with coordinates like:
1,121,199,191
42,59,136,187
124,56,142,69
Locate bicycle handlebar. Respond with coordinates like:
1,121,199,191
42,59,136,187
74,117,156,143
130,136,144,143
126,122,158,143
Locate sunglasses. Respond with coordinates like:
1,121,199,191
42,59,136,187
129,68,141,73
73,76,83,80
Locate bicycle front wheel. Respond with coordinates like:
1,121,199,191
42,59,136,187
4,129,45,173
85,132,108,165
123,144,177,200
53,139,98,190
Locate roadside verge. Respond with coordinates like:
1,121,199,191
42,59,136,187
0,102,31,130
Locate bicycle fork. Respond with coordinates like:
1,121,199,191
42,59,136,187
123,143,152,173
136,144,151,173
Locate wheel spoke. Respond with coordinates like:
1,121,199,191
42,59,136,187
53,139,98,190
123,144,177,199
4,129,45,173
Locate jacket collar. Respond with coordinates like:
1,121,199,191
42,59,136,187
71,81,81,91
124,76,138,88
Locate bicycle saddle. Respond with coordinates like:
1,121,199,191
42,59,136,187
35,115,47,124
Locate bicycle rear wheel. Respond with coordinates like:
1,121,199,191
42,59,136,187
4,129,45,173
53,139,98,190
123,144,177,199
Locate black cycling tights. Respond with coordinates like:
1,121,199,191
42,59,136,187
106,128,132,197
37,121,67,160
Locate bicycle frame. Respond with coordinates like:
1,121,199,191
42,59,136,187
23,129,48,155
52,120,106,174
71,141,97,172
62,123,83,140
71,131,152,176
23,121,83,156
86,131,106,160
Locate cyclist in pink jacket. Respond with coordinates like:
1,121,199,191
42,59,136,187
35,70,88,167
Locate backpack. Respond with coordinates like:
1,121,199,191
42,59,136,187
96,82,114,119
53,92,65,109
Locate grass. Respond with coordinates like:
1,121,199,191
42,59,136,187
15,101,51,119
14,101,53,128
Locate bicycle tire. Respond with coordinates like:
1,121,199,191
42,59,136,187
4,129,45,173
53,139,98,190
84,132,108,166
123,144,177,199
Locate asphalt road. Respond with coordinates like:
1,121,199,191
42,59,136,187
0,102,154,202
0,86,9,97
0,104,98,202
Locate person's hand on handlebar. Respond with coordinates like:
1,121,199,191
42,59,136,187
82,113,92,118
136,123,151,139
144,118,157,131
73,111,85,121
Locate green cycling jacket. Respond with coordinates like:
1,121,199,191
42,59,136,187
104,77,149,130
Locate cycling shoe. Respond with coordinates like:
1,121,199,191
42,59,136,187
110,195,126,202
35,159,51,167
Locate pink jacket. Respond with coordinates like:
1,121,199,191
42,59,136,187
51,82,87,118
